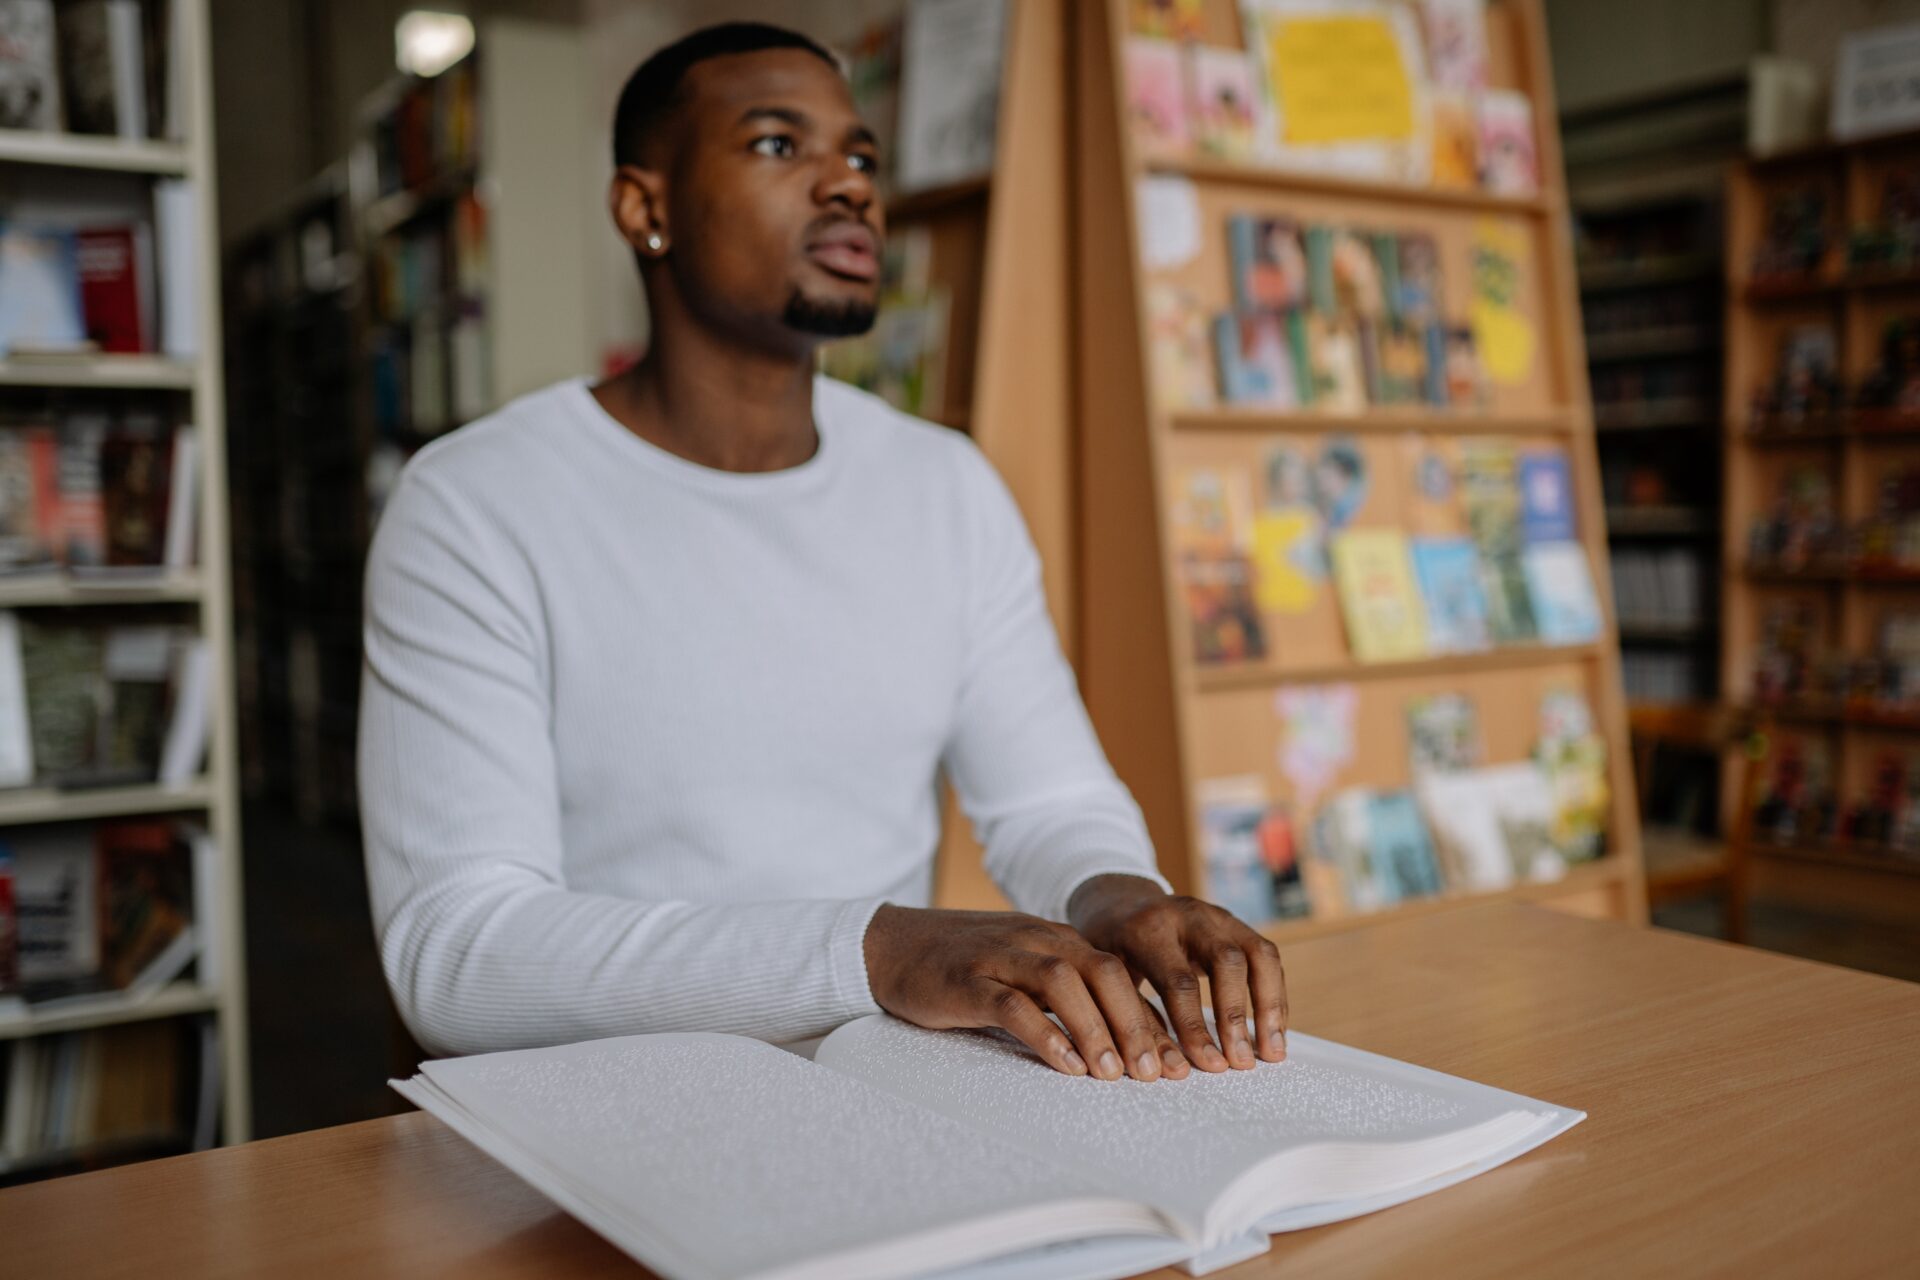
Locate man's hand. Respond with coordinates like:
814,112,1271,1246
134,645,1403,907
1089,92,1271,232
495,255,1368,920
1068,875,1288,1073
863,904,1193,1081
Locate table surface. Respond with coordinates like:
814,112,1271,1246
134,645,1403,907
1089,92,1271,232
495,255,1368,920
6,904,1919,1280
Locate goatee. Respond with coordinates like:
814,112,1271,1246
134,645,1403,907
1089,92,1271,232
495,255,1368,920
784,290,877,337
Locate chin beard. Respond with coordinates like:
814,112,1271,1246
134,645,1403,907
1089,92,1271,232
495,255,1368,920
783,289,877,338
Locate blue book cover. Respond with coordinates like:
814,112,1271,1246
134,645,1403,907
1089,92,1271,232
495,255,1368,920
1523,541,1604,642
1226,215,1308,313
1364,790,1445,904
1518,451,1577,543
1410,537,1492,653
1212,311,1300,407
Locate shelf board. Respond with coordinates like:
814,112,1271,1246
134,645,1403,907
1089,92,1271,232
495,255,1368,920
1141,154,1553,214
1255,856,1629,946
1743,413,1920,445
1193,642,1601,693
1576,256,1719,293
1753,839,1920,877
1169,406,1576,435
1758,700,1920,734
0,128,189,175
362,166,478,239
0,982,218,1042
0,572,203,607
1584,329,1719,363
1592,401,1717,431
1745,562,1920,586
0,354,197,390
1617,622,1713,644
0,778,214,827
885,176,990,220
1605,507,1715,537
1741,269,1920,302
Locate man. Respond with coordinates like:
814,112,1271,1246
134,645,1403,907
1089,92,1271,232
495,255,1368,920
360,22,1286,1083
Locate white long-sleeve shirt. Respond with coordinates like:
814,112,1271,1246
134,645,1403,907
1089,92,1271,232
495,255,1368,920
358,375,1170,1056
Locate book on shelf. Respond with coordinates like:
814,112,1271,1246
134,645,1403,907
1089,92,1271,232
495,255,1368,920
392,1016,1583,1280
0,612,31,787
1518,449,1575,543
13,615,204,789
0,224,87,357
1212,310,1301,407
1128,0,1202,41
1415,761,1566,890
1186,44,1259,160
1330,527,1427,662
1475,89,1537,196
894,0,1005,194
153,177,196,360
1124,36,1188,152
1198,775,1308,928
0,1021,193,1171
0,1,63,132
1521,542,1603,644
1227,215,1309,313
1172,466,1266,665
1310,787,1445,914
53,0,146,140
1410,536,1492,654
74,225,156,356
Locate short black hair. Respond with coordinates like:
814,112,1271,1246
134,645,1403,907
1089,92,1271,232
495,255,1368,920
612,22,842,168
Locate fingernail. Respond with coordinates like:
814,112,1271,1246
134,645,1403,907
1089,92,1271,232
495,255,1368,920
1135,1051,1159,1079
1099,1050,1122,1078
1063,1048,1087,1074
1267,1029,1287,1056
1162,1048,1189,1076
1201,1044,1228,1071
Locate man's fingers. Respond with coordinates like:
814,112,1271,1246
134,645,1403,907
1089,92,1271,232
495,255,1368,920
1208,946,1257,1069
972,978,1089,1077
1145,962,1227,1072
1247,935,1288,1062
1020,952,1128,1080
1139,996,1191,1079
1077,950,1167,1081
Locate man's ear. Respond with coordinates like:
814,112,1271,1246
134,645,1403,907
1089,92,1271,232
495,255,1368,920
610,164,670,257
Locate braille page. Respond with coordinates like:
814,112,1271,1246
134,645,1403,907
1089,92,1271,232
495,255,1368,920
814,1017,1582,1242
400,1033,1175,1280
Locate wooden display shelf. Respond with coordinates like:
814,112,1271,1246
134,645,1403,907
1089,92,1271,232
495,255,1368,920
1077,0,1645,924
1257,856,1630,945
1741,267,1920,303
1605,506,1714,536
0,355,196,390
0,572,204,607
1617,621,1712,644
0,778,214,827
0,983,217,1042
1168,406,1577,435
1756,700,1920,733
1585,328,1717,362
1593,400,1716,431
1742,412,1920,444
1192,642,1600,693
1143,153,1554,214
0,128,189,174
1744,561,1920,585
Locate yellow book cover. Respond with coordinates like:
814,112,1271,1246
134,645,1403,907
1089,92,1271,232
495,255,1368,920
1330,527,1428,661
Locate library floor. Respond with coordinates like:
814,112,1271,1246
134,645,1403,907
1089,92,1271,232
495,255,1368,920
238,808,1920,1136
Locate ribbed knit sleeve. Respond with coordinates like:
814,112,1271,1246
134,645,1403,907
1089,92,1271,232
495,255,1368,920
359,468,885,1057
942,448,1174,921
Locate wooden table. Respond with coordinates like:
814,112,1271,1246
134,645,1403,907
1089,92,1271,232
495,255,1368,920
6,904,1918,1278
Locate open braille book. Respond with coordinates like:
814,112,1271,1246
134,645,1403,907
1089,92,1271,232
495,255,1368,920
392,1014,1582,1280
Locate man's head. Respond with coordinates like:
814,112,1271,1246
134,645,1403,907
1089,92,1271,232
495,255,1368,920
610,23,884,357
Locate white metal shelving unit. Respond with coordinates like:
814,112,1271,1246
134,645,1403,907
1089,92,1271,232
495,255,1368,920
0,0,249,1146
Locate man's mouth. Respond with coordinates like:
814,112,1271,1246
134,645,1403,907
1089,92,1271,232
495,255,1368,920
806,223,880,282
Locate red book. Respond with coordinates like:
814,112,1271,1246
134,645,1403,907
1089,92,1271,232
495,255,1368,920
74,225,153,354
0,859,16,996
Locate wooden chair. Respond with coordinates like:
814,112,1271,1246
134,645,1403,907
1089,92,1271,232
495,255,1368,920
1629,703,1766,943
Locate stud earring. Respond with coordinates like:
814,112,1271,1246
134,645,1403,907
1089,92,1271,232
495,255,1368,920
646,233,664,253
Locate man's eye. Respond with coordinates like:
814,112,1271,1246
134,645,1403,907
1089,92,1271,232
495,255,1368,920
849,153,878,176
750,135,797,158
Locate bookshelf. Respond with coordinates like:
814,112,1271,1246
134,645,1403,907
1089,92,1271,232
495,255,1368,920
1069,0,1646,939
0,0,249,1167
1723,127,1920,919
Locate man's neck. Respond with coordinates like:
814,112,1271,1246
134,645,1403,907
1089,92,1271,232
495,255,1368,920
593,323,820,474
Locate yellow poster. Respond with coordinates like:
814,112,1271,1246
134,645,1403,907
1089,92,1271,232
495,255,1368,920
1469,219,1537,386
1263,14,1416,145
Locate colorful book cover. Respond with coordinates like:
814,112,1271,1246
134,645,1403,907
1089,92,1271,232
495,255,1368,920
1394,233,1444,325
1444,325,1486,406
74,225,150,354
0,0,62,131
1146,284,1216,410
1461,441,1537,642
1518,449,1576,543
1410,536,1492,653
1366,790,1446,903
1373,320,1429,405
1305,313,1368,414
1522,541,1603,643
1129,0,1203,40
1430,91,1479,188
1123,37,1190,152
0,225,86,355
1478,89,1539,195
1227,215,1309,312
1407,692,1482,774
1213,310,1301,407
1187,45,1259,160
1422,0,1490,92
1198,776,1275,926
1404,437,1466,537
1330,527,1428,662
1309,789,1381,914
1172,466,1266,664
1329,227,1387,318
